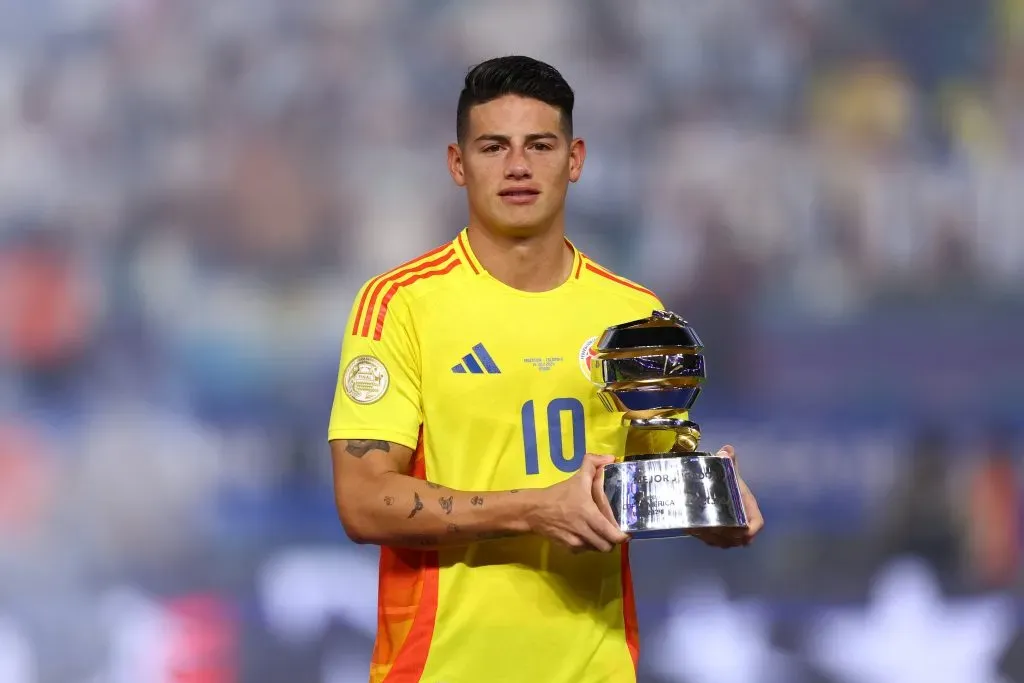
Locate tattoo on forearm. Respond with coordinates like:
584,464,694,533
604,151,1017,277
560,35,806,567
471,496,484,506
345,440,391,458
439,496,454,515
447,523,460,533
408,492,423,518
384,496,394,506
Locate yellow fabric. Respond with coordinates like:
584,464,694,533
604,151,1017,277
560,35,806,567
329,228,664,683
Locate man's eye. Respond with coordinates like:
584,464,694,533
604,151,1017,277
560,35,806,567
482,145,501,153
532,143,552,151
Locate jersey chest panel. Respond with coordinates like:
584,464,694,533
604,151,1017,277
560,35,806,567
415,291,627,490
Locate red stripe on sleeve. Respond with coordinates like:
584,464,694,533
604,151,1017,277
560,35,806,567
360,250,456,338
352,244,451,336
373,260,461,341
351,279,378,336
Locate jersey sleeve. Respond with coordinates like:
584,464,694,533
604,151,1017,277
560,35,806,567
327,281,422,450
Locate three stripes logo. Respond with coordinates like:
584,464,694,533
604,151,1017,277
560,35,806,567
452,343,501,374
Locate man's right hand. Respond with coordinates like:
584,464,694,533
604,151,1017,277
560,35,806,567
526,454,629,552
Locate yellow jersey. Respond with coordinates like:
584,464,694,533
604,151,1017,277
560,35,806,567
328,227,663,683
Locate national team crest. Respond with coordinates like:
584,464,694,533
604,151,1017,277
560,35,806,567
578,336,599,381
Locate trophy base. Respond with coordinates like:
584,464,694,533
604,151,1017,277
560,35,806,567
602,453,748,540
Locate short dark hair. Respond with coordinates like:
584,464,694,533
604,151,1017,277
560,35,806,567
456,56,574,143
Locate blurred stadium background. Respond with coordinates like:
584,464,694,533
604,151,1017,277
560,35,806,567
1,0,1023,681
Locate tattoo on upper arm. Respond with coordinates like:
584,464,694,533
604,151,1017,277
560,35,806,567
345,440,391,458
439,496,454,515
384,496,395,506
471,496,484,506
408,492,423,518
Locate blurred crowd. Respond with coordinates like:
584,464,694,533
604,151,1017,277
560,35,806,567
0,1,1022,681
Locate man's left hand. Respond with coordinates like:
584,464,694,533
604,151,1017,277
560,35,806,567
690,444,764,549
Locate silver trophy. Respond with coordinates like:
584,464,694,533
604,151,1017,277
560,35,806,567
593,311,748,539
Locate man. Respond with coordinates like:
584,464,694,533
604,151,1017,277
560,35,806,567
328,55,764,683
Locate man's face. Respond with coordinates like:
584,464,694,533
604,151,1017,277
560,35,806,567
448,95,585,236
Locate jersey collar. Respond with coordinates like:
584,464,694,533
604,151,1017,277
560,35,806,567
454,227,585,281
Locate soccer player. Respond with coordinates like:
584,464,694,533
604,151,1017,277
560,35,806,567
328,55,764,683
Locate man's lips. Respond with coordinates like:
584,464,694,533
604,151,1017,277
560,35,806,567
498,187,540,196
499,187,541,204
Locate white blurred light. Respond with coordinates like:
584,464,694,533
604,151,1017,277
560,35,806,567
99,588,172,683
806,557,1016,683
650,578,796,683
259,546,379,644
0,617,35,683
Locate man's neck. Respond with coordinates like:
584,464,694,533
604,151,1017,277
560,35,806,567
466,222,574,293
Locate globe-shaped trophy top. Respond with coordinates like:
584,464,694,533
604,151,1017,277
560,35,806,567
590,310,706,413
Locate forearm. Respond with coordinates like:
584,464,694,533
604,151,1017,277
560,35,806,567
340,472,539,549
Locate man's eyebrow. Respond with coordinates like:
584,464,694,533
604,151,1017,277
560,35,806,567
472,132,560,144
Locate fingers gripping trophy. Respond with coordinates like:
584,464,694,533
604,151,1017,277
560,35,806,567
592,311,748,539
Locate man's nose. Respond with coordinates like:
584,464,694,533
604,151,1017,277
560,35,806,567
504,147,532,179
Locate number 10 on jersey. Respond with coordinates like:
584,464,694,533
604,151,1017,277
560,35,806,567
521,398,586,475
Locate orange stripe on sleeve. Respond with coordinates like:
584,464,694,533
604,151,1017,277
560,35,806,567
352,244,451,336
351,281,377,336
359,250,456,338
373,259,461,341
585,262,657,298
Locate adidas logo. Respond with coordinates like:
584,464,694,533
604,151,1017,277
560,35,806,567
451,343,501,374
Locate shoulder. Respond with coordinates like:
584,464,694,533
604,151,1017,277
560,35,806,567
360,240,466,293
348,239,467,338
576,253,663,311
354,239,468,306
